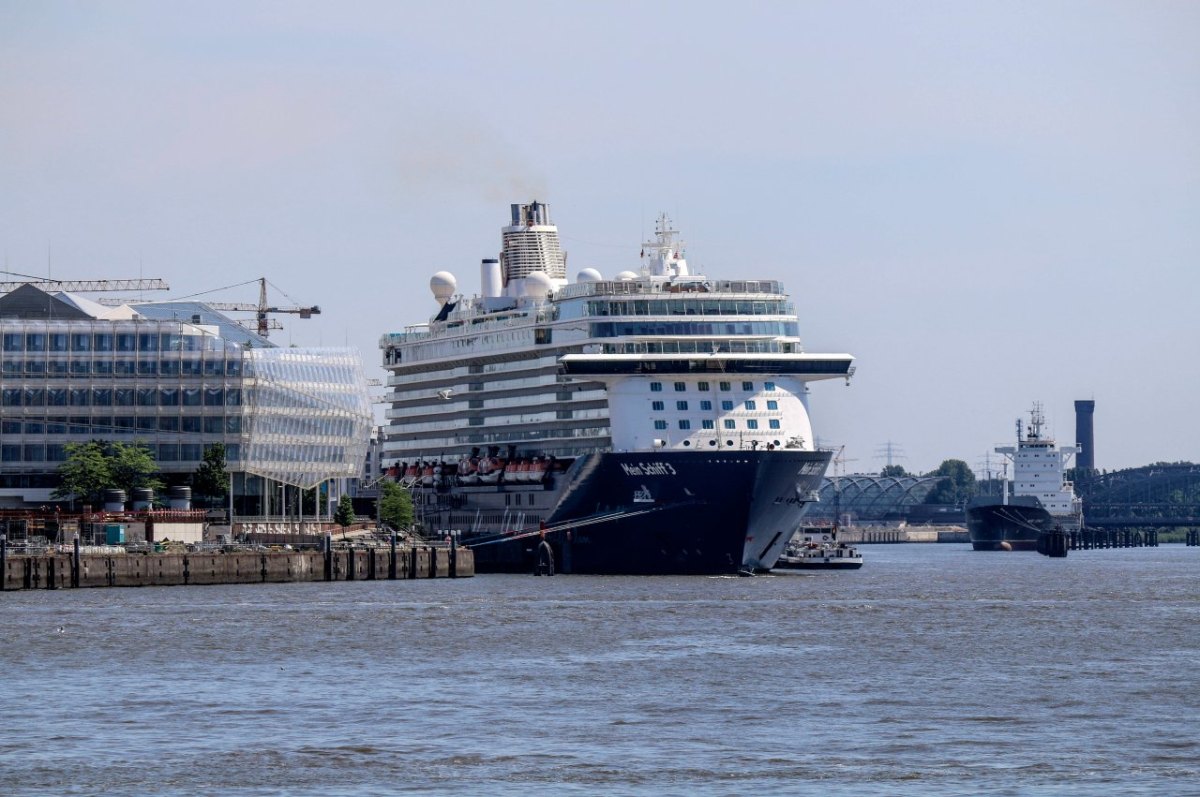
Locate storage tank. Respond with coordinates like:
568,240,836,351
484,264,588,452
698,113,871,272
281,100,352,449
167,486,192,510
132,488,155,511
102,489,127,513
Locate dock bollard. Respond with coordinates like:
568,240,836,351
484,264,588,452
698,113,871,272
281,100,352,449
389,532,397,580
323,533,333,582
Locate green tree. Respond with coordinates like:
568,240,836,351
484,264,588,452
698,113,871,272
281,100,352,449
108,442,164,497
880,464,909,478
923,458,977,505
378,480,414,530
194,443,229,502
53,441,112,507
334,494,356,528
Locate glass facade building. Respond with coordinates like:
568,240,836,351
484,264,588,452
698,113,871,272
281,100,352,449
0,286,372,506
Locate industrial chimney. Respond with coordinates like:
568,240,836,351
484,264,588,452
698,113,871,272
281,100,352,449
1074,400,1095,472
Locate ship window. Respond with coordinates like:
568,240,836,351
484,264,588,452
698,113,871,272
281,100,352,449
698,382,710,391
534,328,552,345
652,401,664,411
654,420,668,430
764,381,776,391
745,400,757,410
700,400,712,411
676,401,688,411
650,382,662,392
702,419,714,430
709,439,717,446
747,420,759,430
767,400,778,410
769,419,781,429
721,400,734,411
742,381,753,391
674,382,686,392
719,381,731,391
678,420,691,430
724,420,736,430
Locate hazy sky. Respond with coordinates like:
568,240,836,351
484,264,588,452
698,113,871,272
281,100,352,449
2,1,1197,474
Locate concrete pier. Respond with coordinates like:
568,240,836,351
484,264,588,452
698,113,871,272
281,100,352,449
0,545,473,592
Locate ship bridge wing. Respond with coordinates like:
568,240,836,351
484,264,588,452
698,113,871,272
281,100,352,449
558,352,855,381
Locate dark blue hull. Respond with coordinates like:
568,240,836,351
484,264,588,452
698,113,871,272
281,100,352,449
416,450,831,575
966,498,1052,551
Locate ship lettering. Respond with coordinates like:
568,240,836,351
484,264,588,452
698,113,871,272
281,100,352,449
621,462,677,476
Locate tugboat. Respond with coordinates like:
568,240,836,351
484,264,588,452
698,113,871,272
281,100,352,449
775,528,863,570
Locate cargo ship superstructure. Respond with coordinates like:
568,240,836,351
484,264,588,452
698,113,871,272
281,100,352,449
967,403,1083,551
379,202,855,574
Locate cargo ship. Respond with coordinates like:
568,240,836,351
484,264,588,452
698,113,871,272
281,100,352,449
378,201,855,574
967,403,1083,551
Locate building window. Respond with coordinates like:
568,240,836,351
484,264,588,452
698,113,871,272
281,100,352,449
721,400,734,411
698,382,710,392
650,382,663,392
747,419,759,430
719,381,731,391
764,381,776,391
676,401,688,411
767,400,778,410
769,419,781,429
742,381,753,391
654,420,668,430
652,401,664,411
744,400,756,410
701,419,714,430
674,382,686,392
700,400,712,411
678,419,691,430
723,419,736,430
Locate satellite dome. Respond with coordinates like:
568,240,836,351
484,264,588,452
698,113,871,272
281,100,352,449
576,268,602,283
616,270,639,281
525,270,554,300
430,271,457,303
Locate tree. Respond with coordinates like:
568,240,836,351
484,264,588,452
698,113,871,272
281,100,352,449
194,443,229,502
378,480,414,530
923,458,977,505
53,441,112,507
108,442,164,497
334,494,356,528
880,464,909,478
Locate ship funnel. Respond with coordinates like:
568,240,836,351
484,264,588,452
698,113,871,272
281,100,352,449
481,259,502,298
1075,400,1095,471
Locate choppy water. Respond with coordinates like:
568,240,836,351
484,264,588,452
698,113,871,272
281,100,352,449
2,544,1198,796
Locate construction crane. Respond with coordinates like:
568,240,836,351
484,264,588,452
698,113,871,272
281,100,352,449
0,270,170,294
200,277,320,339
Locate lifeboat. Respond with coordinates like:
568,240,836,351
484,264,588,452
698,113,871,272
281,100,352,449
401,464,420,487
420,463,436,487
528,457,548,483
458,456,479,485
478,457,502,485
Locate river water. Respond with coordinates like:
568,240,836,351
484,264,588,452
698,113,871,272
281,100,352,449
2,544,1197,796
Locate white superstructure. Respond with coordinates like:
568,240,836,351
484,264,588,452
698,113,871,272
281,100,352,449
379,205,854,466
996,403,1082,519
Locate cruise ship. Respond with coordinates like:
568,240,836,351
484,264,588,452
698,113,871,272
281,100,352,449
967,403,1083,551
379,201,855,574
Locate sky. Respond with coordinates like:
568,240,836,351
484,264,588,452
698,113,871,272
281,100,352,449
2,1,1197,475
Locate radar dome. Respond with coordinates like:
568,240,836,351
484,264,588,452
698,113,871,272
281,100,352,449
430,271,457,303
616,270,639,281
525,271,554,300
576,268,602,283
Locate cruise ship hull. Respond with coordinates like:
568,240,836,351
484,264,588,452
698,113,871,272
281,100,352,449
966,496,1078,551
418,450,831,575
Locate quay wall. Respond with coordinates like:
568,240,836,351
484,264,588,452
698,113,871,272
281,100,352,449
0,546,474,592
